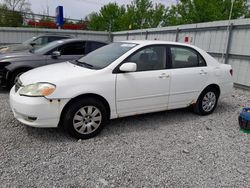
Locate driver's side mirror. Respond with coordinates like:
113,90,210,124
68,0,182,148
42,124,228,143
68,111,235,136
119,62,137,72
51,51,61,59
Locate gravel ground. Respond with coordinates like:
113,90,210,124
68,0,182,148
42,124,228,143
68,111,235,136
0,88,250,188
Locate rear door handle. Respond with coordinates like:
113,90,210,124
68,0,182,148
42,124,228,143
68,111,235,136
159,73,170,79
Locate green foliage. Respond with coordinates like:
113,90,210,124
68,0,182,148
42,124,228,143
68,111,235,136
0,4,23,27
87,3,126,31
87,0,167,31
165,0,248,26
87,0,249,31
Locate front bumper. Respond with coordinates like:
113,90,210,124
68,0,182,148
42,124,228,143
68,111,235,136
9,87,70,128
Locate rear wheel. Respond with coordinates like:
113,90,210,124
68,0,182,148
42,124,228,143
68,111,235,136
193,87,219,115
62,98,108,139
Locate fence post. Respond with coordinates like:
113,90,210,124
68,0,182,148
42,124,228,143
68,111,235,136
126,32,129,40
109,32,113,42
225,23,234,64
175,28,179,42
145,31,148,40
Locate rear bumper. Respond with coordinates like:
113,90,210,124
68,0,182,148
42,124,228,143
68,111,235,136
219,81,233,98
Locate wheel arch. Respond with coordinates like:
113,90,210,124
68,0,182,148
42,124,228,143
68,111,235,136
7,67,32,81
7,67,32,87
59,93,111,127
197,84,221,103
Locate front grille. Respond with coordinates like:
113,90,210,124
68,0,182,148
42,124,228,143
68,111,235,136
15,79,22,92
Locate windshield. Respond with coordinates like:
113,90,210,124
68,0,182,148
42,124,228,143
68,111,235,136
76,42,137,69
33,40,64,54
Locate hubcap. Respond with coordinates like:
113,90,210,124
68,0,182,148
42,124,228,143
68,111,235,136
73,106,102,135
202,92,216,112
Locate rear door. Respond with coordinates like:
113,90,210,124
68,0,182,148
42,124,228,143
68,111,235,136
46,41,86,64
168,45,208,109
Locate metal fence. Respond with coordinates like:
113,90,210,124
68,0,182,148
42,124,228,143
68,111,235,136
113,19,250,89
0,19,250,88
0,27,110,44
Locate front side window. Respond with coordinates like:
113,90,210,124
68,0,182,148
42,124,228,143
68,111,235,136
32,37,44,45
125,46,166,72
33,40,63,54
170,46,206,68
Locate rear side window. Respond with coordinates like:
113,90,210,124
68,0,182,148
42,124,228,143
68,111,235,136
48,36,67,43
58,42,85,55
90,42,106,51
170,46,206,68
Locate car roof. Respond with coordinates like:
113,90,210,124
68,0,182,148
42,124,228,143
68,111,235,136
120,40,195,48
56,38,108,44
37,34,72,38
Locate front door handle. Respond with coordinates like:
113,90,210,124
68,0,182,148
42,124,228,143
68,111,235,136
159,73,170,79
199,70,207,75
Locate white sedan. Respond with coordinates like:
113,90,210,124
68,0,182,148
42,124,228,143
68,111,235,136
10,41,233,139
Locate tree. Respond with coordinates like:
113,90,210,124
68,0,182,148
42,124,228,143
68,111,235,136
3,0,31,12
87,3,126,32
0,3,23,26
165,0,248,26
87,0,167,31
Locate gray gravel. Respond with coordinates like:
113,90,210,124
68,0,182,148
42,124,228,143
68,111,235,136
0,88,250,187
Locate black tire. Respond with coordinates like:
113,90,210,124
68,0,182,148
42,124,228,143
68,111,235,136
62,98,108,139
9,70,26,88
193,87,219,115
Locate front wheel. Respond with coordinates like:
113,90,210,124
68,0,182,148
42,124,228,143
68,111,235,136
62,98,108,139
193,87,219,115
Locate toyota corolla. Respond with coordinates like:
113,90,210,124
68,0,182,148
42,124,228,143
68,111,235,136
9,41,233,139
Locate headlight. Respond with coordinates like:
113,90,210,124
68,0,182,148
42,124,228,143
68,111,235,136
0,47,9,53
19,83,56,97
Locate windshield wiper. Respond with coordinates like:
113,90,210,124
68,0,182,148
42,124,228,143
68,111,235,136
75,60,95,69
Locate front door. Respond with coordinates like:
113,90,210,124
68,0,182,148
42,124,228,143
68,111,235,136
46,41,85,64
115,45,171,117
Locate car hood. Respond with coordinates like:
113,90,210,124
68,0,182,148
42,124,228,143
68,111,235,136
0,52,36,62
20,62,96,85
0,44,31,54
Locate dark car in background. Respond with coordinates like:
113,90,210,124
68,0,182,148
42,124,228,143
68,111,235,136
0,39,107,87
0,34,72,54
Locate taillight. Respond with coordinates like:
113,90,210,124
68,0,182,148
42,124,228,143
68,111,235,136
230,69,233,76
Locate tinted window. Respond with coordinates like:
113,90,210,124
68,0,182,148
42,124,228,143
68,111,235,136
47,36,69,43
59,42,85,55
33,40,64,54
125,46,166,71
170,46,206,68
90,42,106,51
48,36,63,43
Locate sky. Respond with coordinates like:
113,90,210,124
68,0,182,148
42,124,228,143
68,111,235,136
26,0,177,20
